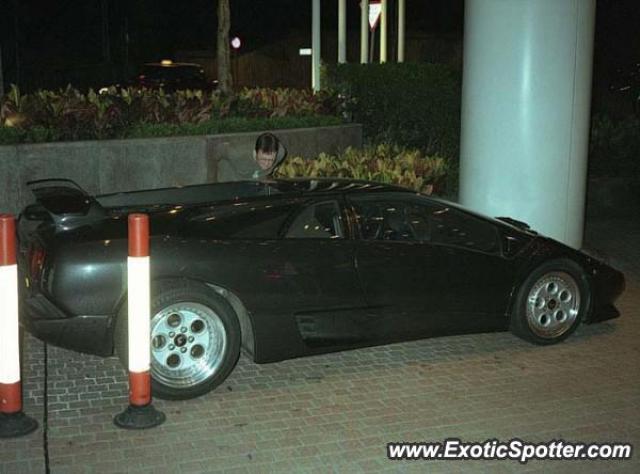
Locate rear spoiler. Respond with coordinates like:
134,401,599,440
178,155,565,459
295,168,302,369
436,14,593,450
22,179,105,230
496,216,537,234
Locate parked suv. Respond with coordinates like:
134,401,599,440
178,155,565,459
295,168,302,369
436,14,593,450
131,60,217,92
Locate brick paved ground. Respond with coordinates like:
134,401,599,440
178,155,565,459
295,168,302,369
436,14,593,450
2,216,639,474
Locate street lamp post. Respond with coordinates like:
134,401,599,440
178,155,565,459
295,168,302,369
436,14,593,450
231,37,241,87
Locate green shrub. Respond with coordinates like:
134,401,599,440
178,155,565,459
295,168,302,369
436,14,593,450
275,144,448,195
324,63,461,159
0,85,344,144
589,114,640,178
236,88,339,118
125,115,343,139
0,126,23,145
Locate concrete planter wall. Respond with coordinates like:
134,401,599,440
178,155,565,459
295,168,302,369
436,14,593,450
0,124,362,214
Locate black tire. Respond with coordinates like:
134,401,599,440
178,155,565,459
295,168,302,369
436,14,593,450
114,279,241,400
510,258,590,345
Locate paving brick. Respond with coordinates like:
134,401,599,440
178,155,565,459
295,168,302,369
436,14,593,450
2,215,639,473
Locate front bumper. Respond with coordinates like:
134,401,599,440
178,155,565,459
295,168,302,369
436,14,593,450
21,293,114,357
586,262,626,324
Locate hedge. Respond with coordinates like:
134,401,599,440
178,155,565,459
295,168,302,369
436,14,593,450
324,62,461,160
0,85,344,145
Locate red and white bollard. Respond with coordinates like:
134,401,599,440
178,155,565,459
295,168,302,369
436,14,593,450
114,214,165,429
0,214,38,438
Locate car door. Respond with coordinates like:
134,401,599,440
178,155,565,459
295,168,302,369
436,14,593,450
426,200,516,329
347,193,450,341
183,196,367,358
348,193,515,341
273,197,369,348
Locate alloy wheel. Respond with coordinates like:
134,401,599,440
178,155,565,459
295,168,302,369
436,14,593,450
149,302,227,388
526,271,581,339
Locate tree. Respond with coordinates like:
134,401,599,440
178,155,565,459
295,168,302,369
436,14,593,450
0,44,4,97
217,0,232,93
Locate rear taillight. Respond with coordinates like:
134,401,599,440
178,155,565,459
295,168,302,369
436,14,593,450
29,245,46,278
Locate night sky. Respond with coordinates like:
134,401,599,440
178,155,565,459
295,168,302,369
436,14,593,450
0,0,638,91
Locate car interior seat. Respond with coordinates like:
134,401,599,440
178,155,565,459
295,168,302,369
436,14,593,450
382,208,414,241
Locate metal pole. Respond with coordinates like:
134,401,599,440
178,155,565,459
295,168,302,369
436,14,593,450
398,0,406,62
369,28,375,64
312,0,321,91
338,0,347,64
360,0,369,64
380,0,388,63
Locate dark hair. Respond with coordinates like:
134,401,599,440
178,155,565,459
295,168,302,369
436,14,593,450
255,132,279,154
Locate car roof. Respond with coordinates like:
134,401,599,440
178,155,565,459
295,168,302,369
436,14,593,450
268,178,411,194
95,178,414,209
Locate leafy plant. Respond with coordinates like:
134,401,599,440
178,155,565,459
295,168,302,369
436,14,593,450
231,88,336,118
275,144,448,195
0,85,345,144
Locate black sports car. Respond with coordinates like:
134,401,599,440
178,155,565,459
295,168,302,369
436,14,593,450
18,178,625,400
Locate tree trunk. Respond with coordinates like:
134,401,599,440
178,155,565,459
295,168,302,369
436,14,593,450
217,0,232,93
0,44,4,98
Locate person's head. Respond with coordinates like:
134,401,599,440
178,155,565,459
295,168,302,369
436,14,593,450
254,133,280,171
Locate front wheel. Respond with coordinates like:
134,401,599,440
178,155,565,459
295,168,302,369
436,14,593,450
115,280,241,400
510,259,590,345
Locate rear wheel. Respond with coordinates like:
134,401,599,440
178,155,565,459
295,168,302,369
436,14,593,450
115,280,241,400
510,259,589,345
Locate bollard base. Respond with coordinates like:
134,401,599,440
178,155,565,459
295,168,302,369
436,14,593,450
114,403,165,430
0,412,39,438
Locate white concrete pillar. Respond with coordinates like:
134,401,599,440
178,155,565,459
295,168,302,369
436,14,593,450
360,0,369,64
338,0,347,64
397,0,406,63
380,0,388,63
459,0,596,249
312,0,321,91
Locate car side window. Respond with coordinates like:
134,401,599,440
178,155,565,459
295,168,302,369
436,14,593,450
350,194,500,253
284,201,344,239
187,199,298,239
351,196,430,242
430,206,500,253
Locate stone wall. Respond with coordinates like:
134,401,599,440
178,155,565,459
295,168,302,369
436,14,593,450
0,124,362,214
